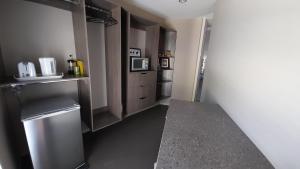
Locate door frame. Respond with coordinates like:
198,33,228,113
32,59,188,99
192,18,208,101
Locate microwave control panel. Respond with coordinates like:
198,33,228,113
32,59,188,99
130,48,141,57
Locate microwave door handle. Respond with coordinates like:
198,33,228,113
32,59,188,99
131,58,135,71
131,59,134,70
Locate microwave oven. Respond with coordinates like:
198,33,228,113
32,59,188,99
130,57,149,71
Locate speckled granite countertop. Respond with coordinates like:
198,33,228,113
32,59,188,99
156,100,274,169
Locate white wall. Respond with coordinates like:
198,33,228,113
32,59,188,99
202,0,300,168
87,22,108,109
165,18,203,101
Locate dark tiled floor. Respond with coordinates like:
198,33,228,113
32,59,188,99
83,105,168,169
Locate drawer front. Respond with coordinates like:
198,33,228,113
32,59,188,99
139,85,156,109
128,71,157,87
127,85,155,101
127,86,142,100
141,85,156,99
127,86,143,114
127,85,156,114
127,96,155,115
127,98,139,115
127,88,139,114
139,71,156,86
139,94,155,109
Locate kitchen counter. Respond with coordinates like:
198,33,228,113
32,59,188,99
156,100,274,169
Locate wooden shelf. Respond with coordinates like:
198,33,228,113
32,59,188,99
0,75,89,88
92,111,121,131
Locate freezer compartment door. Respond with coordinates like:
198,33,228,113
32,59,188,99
23,108,84,169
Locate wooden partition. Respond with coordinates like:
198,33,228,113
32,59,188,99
105,7,123,119
72,0,93,130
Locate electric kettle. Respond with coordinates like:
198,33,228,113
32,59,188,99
39,57,57,76
18,62,37,78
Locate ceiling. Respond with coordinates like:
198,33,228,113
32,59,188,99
123,0,216,19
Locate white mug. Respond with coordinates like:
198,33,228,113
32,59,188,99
39,57,57,76
18,62,37,77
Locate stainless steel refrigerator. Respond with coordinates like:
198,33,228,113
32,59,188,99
21,97,86,169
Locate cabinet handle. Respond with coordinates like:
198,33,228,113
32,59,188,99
141,72,147,75
139,97,147,100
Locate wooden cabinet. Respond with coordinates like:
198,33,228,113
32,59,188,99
126,71,157,116
124,13,161,116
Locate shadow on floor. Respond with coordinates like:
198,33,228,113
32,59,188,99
83,105,168,169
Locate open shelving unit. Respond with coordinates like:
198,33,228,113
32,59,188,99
156,27,177,100
21,0,125,132
84,0,125,131
129,14,160,71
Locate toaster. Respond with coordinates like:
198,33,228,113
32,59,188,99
18,62,37,78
